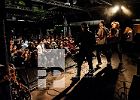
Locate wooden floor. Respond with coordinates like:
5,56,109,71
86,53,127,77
30,53,137,100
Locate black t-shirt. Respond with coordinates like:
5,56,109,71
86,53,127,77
77,30,96,51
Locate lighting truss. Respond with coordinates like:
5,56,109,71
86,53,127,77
99,0,112,6
31,0,87,12
5,4,32,12
5,4,62,14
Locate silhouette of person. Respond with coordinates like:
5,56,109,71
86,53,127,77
73,23,96,80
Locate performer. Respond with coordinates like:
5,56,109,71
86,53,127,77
72,23,96,81
107,21,123,66
96,21,111,67
122,27,133,53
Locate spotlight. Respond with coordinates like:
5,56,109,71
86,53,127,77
73,0,77,4
112,5,120,14
18,20,25,22
121,5,125,10
121,5,131,16
105,5,132,17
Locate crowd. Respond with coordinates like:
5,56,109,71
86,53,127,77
9,35,77,68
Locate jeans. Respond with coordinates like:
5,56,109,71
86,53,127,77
96,44,111,64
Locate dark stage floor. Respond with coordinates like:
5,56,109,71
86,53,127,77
28,53,137,100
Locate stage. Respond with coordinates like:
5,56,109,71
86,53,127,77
30,53,136,100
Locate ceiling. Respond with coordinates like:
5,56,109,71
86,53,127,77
56,0,140,19
5,0,140,24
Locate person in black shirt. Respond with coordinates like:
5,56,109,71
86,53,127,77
73,23,96,80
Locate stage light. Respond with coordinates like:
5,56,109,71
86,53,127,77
18,20,25,22
121,5,131,16
65,0,70,5
111,5,120,14
105,5,120,17
105,5,132,17
121,5,125,10
73,0,77,4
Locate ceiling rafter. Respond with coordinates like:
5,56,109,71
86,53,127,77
99,0,112,6
31,0,87,12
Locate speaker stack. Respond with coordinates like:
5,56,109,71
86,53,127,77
128,58,140,100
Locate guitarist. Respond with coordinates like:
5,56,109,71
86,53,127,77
96,21,111,67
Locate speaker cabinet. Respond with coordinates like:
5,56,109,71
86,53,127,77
128,75,140,100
